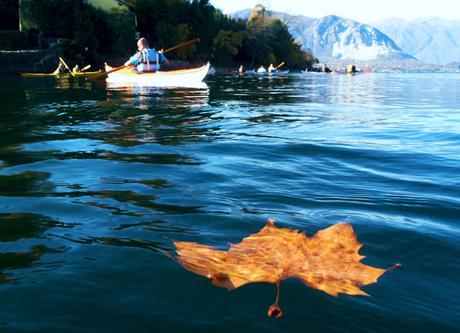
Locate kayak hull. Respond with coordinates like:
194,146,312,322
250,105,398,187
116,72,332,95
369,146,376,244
21,71,102,78
244,70,290,75
21,72,70,78
106,63,210,87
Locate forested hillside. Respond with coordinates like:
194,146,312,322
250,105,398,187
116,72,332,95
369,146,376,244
7,0,316,69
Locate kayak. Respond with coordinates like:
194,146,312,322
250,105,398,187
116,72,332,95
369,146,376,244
73,70,103,77
21,70,102,78
106,62,210,86
244,70,290,75
21,72,70,78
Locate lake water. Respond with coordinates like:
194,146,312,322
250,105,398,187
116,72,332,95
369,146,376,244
0,72,459,332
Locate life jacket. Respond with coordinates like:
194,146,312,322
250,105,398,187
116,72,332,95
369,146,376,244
137,49,164,72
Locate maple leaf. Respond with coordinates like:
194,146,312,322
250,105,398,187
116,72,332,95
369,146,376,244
169,219,399,318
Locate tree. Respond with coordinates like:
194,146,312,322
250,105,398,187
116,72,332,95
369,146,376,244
16,0,318,69
212,30,243,66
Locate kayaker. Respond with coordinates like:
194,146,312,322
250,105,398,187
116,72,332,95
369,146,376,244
257,65,266,73
124,37,170,72
238,65,244,74
347,64,357,73
268,64,275,73
52,60,66,75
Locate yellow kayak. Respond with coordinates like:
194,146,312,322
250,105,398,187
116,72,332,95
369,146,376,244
73,70,102,77
20,70,102,78
21,72,71,78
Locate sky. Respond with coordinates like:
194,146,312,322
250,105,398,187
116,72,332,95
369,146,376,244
209,0,460,23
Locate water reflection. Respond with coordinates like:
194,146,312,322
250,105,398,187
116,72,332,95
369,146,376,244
80,190,203,216
208,74,298,105
104,84,213,146
23,77,100,102
0,213,67,284
106,81,208,90
0,245,48,284
0,213,64,242
0,171,54,195
208,73,385,107
106,82,209,109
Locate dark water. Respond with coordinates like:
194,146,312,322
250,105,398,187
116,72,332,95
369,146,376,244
0,72,459,332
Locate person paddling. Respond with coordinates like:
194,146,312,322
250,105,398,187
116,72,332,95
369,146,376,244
257,65,267,73
124,37,170,72
52,59,66,74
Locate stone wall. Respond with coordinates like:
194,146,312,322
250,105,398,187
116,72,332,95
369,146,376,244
0,49,61,73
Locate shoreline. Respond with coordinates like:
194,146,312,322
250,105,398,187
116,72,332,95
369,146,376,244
0,49,62,73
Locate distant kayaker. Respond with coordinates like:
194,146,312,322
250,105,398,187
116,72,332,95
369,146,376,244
321,64,331,73
257,65,267,73
52,60,66,75
124,37,170,72
268,64,275,73
347,64,357,73
238,65,244,74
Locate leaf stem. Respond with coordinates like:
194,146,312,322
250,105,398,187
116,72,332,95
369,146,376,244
275,281,280,305
267,281,283,318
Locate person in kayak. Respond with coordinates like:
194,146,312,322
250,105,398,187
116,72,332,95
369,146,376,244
52,59,67,74
124,37,170,72
321,63,331,73
257,65,266,73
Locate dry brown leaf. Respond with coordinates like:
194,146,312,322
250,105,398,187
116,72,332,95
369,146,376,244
169,219,399,317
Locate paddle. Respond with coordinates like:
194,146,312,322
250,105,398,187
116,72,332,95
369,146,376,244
81,64,91,71
275,61,285,70
90,38,201,79
87,64,133,79
59,57,75,77
162,37,200,54
71,64,92,74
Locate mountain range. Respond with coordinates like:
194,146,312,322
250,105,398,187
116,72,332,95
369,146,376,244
231,9,460,66
373,17,460,65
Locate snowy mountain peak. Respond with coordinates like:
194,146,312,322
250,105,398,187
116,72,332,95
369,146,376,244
302,15,409,61
230,9,413,62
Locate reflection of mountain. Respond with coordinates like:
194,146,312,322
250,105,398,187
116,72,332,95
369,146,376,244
373,17,460,65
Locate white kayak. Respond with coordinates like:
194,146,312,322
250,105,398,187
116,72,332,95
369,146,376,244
106,62,210,87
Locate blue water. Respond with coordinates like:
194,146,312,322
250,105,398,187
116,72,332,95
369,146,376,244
0,72,459,332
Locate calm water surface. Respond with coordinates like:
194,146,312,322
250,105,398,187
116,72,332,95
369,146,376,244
0,72,459,332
